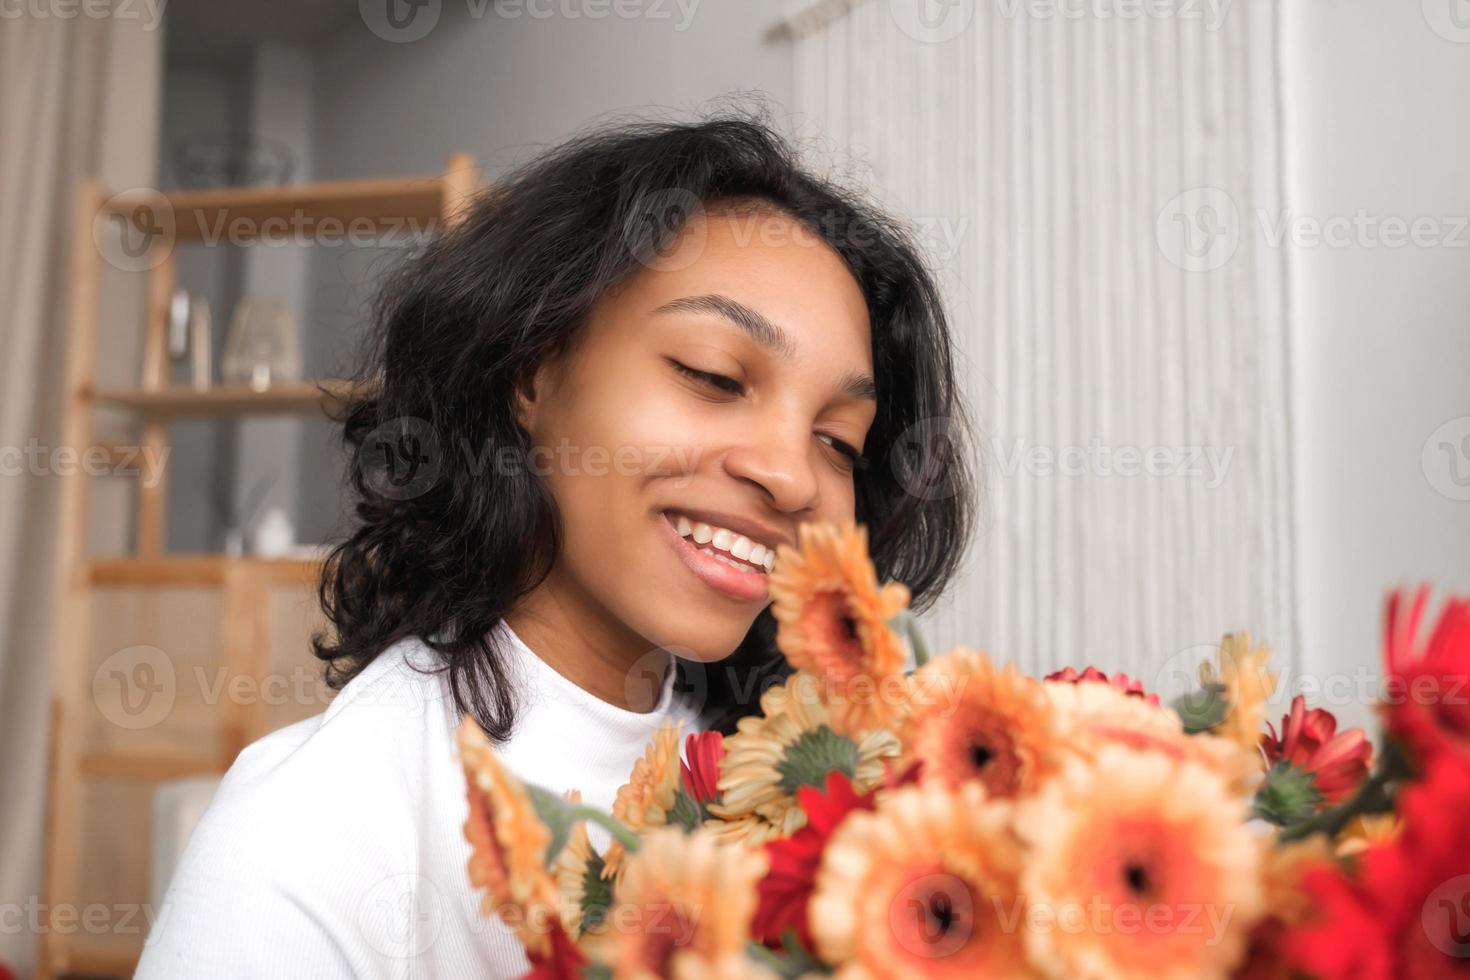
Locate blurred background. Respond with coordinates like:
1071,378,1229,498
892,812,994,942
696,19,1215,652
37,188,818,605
1,0,1467,976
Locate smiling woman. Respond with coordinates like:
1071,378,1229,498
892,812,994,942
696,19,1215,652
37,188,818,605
135,114,976,978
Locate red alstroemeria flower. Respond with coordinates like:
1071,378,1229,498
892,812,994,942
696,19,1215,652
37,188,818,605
752,771,877,950
680,730,726,804
1382,587,1470,765
1044,665,1161,705
1285,753,1470,979
1263,695,1372,805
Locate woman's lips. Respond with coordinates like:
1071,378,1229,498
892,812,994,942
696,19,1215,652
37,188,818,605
658,512,770,602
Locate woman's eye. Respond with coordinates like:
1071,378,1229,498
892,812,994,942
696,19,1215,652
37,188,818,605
670,360,743,395
818,433,871,472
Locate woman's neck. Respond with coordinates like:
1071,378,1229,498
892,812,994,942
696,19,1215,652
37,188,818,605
502,570,672,713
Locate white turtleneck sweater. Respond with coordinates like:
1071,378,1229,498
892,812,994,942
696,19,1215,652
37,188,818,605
135,619,700,979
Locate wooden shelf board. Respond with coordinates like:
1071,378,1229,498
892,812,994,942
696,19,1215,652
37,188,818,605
90,380,355,419
133,175,449,242
88,554,326,587
58,936,142,977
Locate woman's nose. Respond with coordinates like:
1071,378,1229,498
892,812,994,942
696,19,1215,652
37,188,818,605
721,429,821,514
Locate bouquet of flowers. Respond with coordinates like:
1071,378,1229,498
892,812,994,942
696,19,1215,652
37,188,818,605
457,521,1470,979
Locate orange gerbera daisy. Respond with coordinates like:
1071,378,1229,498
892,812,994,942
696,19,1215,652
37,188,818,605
1017,746,1265,980
457,716,565,958
1044,677,1258,795
549,791,612,944
767,521,913,735
600,827,774,980
602,720,683,881
1199,631,1278,754
1234,836,1336,980
707,671,900,843
1333,813,1401,858
901,648,1059,798
809,782,1037,978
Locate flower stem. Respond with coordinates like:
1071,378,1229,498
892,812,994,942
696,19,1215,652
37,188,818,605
896,611,930,669
569,806,641,853
1278,738,1412,843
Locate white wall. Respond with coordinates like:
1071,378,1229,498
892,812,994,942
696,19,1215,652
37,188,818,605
1283,0,1470,731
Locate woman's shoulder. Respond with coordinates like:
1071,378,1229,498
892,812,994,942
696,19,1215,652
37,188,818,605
224,636,453,792
137,637,465,972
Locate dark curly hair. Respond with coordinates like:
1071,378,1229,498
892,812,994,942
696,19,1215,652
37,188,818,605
313,111,977,740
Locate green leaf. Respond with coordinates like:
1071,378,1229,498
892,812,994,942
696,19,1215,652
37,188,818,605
745,930,830,978
1172,682,1229,734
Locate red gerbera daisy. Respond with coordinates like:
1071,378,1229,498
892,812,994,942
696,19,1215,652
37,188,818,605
1263,695,1372,805
1044,665,1161,706
522,924,588,979
752,771,877,950
1285,753,1470,979
681,730,726,804
1382,587,1470,765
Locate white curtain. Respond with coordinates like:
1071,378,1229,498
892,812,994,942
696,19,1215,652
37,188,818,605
782,0,1297,691
0,9,159,978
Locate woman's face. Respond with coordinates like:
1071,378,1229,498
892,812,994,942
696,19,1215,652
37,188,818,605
515,204,876,664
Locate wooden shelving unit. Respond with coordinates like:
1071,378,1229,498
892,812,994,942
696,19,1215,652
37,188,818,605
91,380,359,419
38,155,480,979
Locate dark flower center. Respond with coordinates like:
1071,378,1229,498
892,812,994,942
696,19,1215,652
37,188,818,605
1124,861,1153,897
969,743,993,770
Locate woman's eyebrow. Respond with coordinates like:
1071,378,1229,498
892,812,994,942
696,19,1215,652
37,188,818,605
652,292,877,402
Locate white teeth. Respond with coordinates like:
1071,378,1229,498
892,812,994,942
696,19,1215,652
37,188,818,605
668,512,774,573
706,549,753,572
